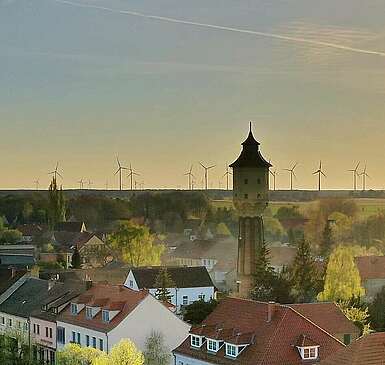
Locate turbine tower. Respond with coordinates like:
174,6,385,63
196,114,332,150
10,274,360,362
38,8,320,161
200,162,216,190
223,165,232,190
284,163,298,191
127,164,140,190
360,165,370,191
49,162,63,181
313,161,326,191
269,170,277,191
184,165,194,190
115,156,129,191
78,179,85,190
34,179,40,191
348,162,360,191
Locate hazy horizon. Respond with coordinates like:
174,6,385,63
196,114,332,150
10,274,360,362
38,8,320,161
1,0,384,190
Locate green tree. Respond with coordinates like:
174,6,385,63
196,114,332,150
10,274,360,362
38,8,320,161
48,178,66,229
320,220,334,257
318,246,365,302
144,331,170,365
215,222,232,237
183,299,218,325
337,301,371,335
0,229,22,244
108,221,165,267
290,237,317,302
154,267,175,302
57,343,103,365
71,246,81,269
94,340,144,365
369,287,385,331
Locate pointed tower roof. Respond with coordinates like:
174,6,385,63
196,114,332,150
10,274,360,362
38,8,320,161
229,123,272,168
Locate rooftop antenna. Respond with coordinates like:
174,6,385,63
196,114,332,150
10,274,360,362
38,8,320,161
184,165,195,190
348,162,360,191
313,161,326,191
78,179,85,190
284,163,298,191
359,165,370,191
200,162,216,190
223,164,232,191
115,156,129,191
127,164,140,191
49,162,63,181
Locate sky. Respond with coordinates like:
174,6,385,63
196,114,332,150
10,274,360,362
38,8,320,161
1,0,385,190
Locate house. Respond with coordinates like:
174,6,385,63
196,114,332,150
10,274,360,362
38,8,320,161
321,332,385,365
124,266,216,311
55,221,87,233
56,283,190,360
16,224,47,243
355,256,385,301
173,297,347,365
287,303,360,345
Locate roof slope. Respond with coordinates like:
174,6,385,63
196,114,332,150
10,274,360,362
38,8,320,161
132,266,214,289
57,284,148,332
174,297,345,365
0,268,26,295
355,256,385,280
55,222,85,233
288,302,360,336
320,332,385,365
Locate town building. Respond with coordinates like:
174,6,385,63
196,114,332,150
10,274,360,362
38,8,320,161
229,125,272,297
124,266,216,311
56,283,190,359
320,332,385,365
173,297,349,365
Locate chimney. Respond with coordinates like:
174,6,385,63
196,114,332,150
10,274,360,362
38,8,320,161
11,267,16,278
48,279,55,291
267,301,276,322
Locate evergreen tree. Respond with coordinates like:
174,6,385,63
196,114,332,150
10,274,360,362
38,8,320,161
320,220,334,257
317,245,365,302
291,237,317,302
71,246,81,269
154,267,175,302
369,287,385,331
48,177,66,229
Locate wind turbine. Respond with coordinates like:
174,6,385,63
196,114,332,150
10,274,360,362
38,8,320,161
184,165,195,190
34,179,40,191
78,179,85,190
223,165,232,190
313,161,326,191
127,164,140,190
269,170,277,191
49,162,63,181
87,179,93,189
348,162,360,191
115,157,129,191
200,162,216,190
359,165,370,191
284,163,298,191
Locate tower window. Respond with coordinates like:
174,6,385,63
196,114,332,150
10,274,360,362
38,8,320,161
244,194,248,199
257,178,261,184
244,179,249,185
257,194,261,199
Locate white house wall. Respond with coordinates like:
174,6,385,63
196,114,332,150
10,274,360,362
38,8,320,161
30,317,57,350
175,353,213,365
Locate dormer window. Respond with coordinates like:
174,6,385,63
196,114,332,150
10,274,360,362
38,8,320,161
71,303,78,315
102,310,110,322
191,335,203,348
226,344,238,357
297,346,319,360
85,306,93,319
208,339,219,352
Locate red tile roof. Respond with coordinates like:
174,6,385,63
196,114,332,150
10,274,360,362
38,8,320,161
58,284,148,332
355,256,385,281
174,297,345,365
288,303,360,337
320,332,385,365
295,334,319,347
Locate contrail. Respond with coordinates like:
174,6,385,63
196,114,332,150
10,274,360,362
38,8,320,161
52,0,385,57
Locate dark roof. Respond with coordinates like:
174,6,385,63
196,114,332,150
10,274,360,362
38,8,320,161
355,256,385,280
174,297,345,365
53,231,99,250
0,254,35,267
321,332,385,365
229,129,272,169
288,303,360,337
0,268,26,295
16,224,45,237
0,245,36,256
131,266,214,289
55,222,85,233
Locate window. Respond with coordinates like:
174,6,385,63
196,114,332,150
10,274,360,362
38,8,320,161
244,194,248,199
49,328,53,339
0,317,4,325
86,307,93,319
244,179,248,185
33,324,36,334
77,333,81,345
7,318,12,327
299,347,318,360
57,327,65,344
344,334,351,345
86,335,90,347
99,338,104,351
182,296,188,306
72,331,76,343
226,344,237,357
92,337,97,349
207,340,218,352
191,335,201,348
17,321,21,329
71,303,77,315
46,327,49,337
198,294,205,301
102,310,109,322
129,280,134,288
36,324,40,335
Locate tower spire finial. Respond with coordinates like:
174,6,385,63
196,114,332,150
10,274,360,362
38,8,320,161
249,121,252,133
